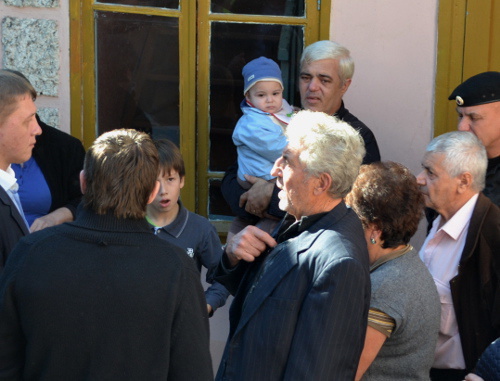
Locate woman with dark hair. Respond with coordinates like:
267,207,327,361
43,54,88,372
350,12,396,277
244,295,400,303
346,161,440,381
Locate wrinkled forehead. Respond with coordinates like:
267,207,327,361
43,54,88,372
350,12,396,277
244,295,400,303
283,141,304,158
457,100,500,116
301,58,339,77
422,151,445,169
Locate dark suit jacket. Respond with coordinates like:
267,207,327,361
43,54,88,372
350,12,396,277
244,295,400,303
451,193,500,371
32,117,85,218
0,186,29,271
215,202,371,381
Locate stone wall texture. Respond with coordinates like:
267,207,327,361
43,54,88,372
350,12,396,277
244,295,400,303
3,0,59,8
38,107,59,128
2,17,59,96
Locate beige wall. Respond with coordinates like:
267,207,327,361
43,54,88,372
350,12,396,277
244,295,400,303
331,0,438,176
330,0,438,248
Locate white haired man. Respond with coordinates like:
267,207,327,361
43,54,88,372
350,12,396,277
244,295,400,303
215,110,371,380
417,131,500,381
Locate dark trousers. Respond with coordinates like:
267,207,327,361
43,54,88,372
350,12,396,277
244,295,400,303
430,368,468,381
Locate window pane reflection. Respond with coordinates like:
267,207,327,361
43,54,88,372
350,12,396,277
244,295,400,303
211,0,304,17
95,12,180,143
97,0,179,9
209,22,303,172
209,178,233,219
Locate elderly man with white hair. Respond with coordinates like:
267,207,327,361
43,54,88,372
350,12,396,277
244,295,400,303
417,131,500,381
215,110,371,381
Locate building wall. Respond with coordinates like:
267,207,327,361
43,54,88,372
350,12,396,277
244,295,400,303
0,0,71,132
331,0,438,176
0,0,439,174
330,0,439,247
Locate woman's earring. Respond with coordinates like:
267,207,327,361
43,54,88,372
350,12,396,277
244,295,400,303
370,238,376,244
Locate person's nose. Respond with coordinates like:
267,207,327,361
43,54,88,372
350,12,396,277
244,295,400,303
457,117,470,131
308,77,320,92
158,181,167,195
271,156,283,177
416,171,425,186
32,118,42,136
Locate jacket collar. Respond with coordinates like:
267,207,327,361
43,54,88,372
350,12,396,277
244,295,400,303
460,192,494,264
333,101,347,119
154,200,189,238
0,186,30,235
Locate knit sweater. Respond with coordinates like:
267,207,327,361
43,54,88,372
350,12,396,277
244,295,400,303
0,207,213,381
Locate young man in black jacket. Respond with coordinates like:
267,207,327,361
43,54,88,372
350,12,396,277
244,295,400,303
0,129,213,380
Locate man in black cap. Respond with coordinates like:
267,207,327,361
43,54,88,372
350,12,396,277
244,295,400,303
449,71,500,207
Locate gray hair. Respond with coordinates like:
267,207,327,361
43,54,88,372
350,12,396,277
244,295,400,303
286,110,365,198
0,69,37,123
300,40,355,84
426,131,487,192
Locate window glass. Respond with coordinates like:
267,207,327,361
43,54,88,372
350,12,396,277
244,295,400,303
96,0,179,9
209,22,303,172
209,178,233,219
95,11,180,143
208,22,303,219
211,0,304,17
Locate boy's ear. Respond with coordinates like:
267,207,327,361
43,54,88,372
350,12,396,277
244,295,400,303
79,170,87,194
147,180,160,205
180,176,185,189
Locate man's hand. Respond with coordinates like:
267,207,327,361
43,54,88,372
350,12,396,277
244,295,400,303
30,207,74,232
239,175,275,218
225,225,277,267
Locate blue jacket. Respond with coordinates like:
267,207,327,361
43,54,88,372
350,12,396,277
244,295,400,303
233,99,293,182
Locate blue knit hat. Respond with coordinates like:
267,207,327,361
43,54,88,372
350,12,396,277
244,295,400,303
242,57,283,95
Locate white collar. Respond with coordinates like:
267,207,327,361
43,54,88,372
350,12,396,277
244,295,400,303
432,193,479,240
0,166,18,192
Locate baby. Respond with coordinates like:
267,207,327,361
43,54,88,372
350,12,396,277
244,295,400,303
230,56,294,237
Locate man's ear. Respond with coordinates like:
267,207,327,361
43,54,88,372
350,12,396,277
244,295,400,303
313,172,332,196
457,172,473,193
340,78,352,95
147,180,160,205
79,170,86,194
